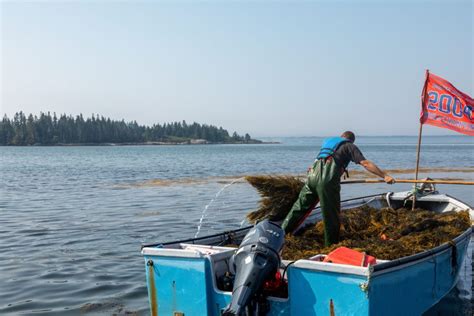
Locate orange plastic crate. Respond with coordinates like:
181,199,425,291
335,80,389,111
323,247,376,267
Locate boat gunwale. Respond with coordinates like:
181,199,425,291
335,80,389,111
141,225,252,249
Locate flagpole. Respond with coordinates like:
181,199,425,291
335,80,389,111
412,69,430,210
412,122,423,210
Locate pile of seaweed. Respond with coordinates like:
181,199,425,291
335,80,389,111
283,206,470,260
245,175,471,261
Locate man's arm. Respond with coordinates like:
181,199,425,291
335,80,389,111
360,160,395,184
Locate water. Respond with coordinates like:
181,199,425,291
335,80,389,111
195,177,245,238
0,136,473,315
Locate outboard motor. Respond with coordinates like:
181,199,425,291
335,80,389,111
223,220,285,316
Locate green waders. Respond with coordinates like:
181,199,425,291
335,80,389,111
281,158,341,247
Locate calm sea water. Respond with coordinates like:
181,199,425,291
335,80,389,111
1,136,473,315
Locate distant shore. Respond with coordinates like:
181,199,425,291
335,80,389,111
0,112,265,146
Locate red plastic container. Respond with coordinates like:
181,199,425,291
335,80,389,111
323,247,376,267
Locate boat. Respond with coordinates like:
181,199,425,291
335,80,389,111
141,190,473,316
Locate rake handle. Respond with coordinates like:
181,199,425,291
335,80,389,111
341,179,474,185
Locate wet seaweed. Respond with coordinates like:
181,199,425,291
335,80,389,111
282,207,470,260
245,175,303,223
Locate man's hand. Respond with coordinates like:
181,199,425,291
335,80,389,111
384,175,395,184
360,160,395,184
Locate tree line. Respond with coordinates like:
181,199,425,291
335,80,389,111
0,112,258,145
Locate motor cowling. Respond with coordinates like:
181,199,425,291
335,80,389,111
223,220,285,316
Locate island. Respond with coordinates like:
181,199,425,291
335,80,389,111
0,112,273,146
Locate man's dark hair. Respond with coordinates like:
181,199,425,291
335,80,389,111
341,131,355,142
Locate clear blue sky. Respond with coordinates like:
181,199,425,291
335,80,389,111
1,0,472,137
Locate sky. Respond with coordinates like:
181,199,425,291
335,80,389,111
1,0,473,137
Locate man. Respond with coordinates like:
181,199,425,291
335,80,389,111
281,131,395,247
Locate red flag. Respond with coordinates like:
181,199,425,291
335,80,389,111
420,71,474,136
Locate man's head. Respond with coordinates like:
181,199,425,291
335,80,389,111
341,131,355,143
